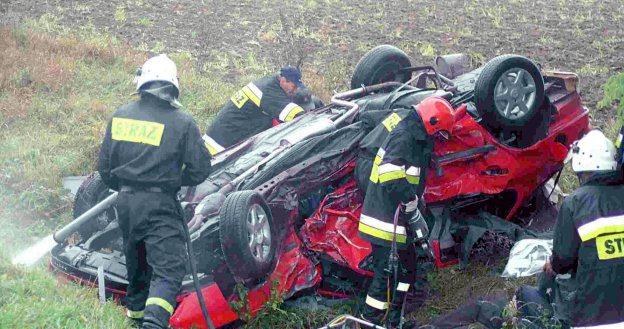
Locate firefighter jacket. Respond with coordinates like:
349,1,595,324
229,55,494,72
203,75,304,154
98,94,212,192
358,110,434,248
359,108,413,158
551,173,624,328
355,108,413,192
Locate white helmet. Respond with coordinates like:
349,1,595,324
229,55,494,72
569,130,618,173
134,54,179,94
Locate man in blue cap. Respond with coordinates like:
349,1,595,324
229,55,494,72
203,66,312,155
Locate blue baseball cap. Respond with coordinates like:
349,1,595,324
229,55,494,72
280,66,305,88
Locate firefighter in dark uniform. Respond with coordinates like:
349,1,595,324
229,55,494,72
355,107,412,192
97,54,212,329
358,97,455,327
203,66,307,155
541,130,624,328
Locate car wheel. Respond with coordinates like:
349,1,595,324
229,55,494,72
72,172,116,241
475,55,544,129
219,190,276,282
350,45,412,89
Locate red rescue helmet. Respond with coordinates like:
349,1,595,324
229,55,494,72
415,97,455,138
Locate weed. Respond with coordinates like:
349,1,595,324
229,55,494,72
136,17,153,27
151,41,165,53
114,5,127,24
231,281,354,329
577,64,609,77
418,42,437,58
598,72,624,125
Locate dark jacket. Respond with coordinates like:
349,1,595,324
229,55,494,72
551,173,624,327
98,95,212,192
204,75,304,153
358,110,434,248
355,107,413,192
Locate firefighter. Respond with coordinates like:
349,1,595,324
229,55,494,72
541,129,624,328
98,54,212,329
358,97,455,327
355,107,412,192
203,66,308,155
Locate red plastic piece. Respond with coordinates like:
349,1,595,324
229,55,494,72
431,240,459,268
170,284,238,329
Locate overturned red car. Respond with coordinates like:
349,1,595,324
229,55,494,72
50,46,589,328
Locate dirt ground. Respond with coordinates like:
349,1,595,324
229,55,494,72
3,0,623,125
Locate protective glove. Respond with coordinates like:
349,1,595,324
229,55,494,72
407,208,429,245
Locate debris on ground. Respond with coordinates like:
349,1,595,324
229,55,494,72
501,239,553,278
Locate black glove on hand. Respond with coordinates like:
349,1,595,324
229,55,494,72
407,208,429,243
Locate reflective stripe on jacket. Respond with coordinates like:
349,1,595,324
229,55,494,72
551,173,624,327
205,75,304,149
98,95,212,192
358,111,433,248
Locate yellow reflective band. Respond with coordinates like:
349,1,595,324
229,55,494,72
111,118,164,146
616,134,623,148
397,282,410,292
382,113,402,132
360,214,407,235
242,86,261,106
146,297,174,314
285,106,303,121
369,154,384,183
365,295,389,310
202,134,225,156
246,82,263,105
205,142,219,156
577,215,624,242
230,88,249,108
406,176,420,185
596,232,624,260
378,170,406,183
369,165,379,183
126,309,144,319
358,222,407,243
279,103,304,122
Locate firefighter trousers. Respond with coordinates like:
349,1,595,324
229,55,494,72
362,244,430,327
117,190,187,328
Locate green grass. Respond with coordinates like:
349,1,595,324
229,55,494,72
0,188,130,329
0,255,131,329
599,72,624,126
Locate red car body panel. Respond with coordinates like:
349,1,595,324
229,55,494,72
425,93,587,219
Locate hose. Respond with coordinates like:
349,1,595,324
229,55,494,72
182,220,216,329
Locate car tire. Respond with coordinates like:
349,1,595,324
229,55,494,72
219,190,276,282
72,172,116,241
475,55,544,129
350,45,412,89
